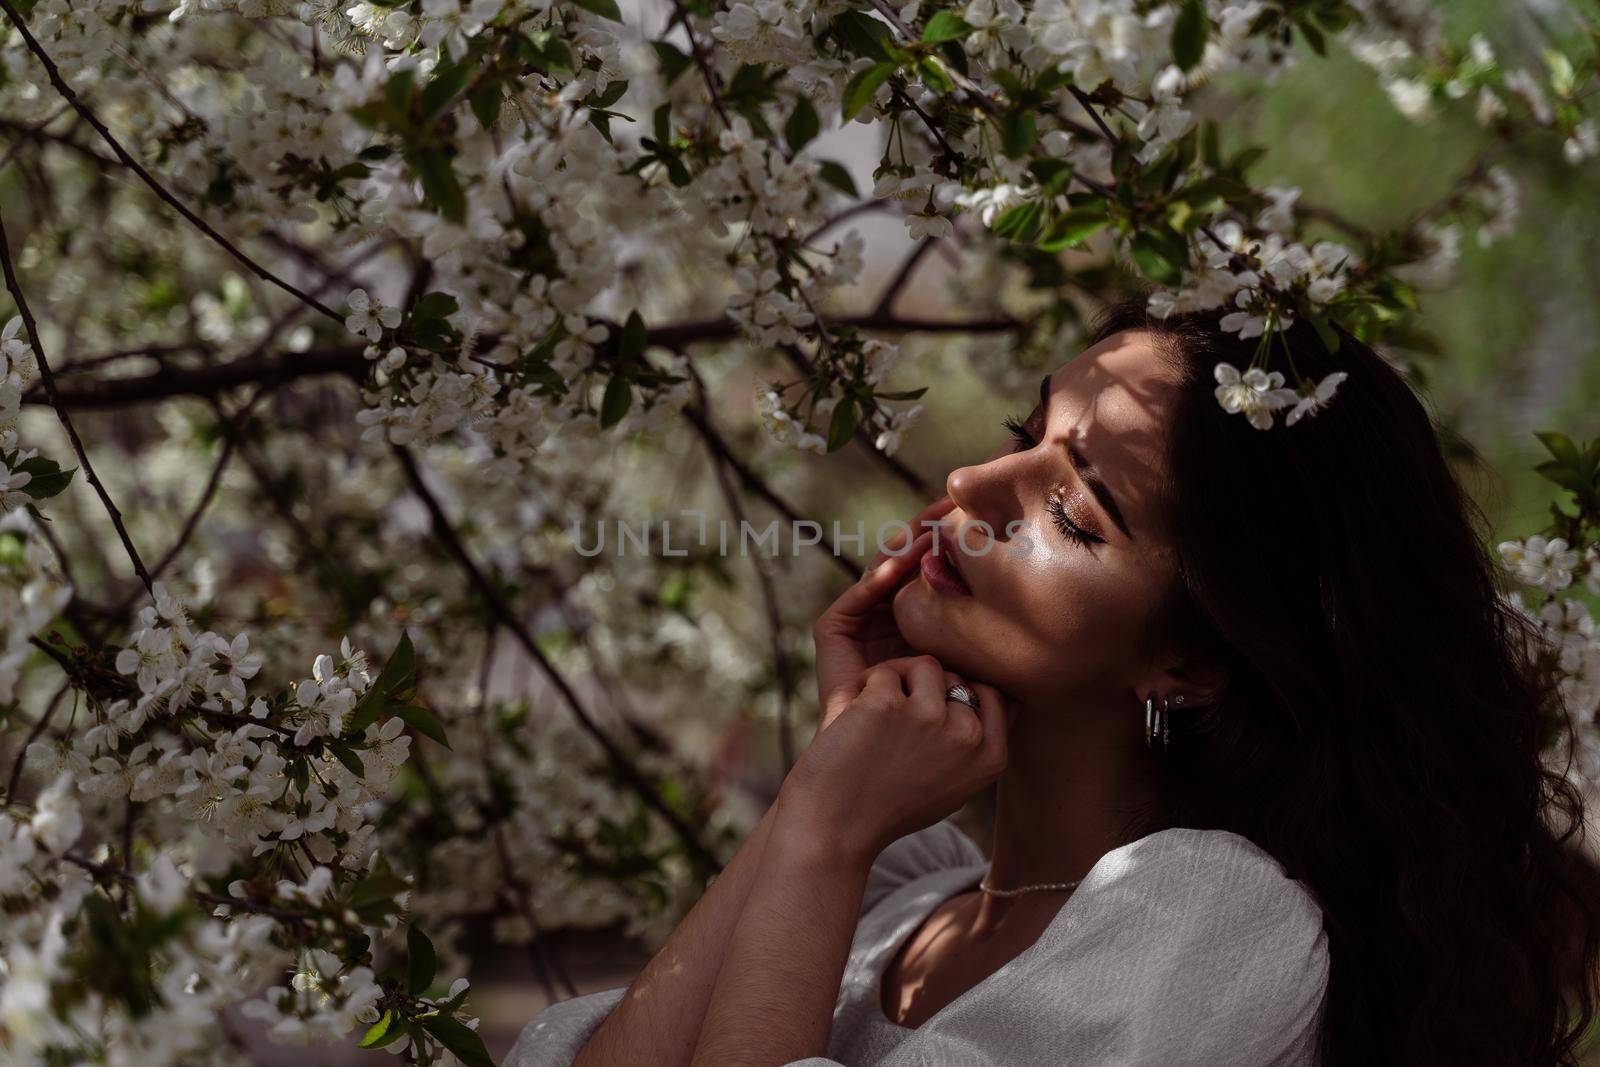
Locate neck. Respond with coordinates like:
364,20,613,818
970,694,1168,935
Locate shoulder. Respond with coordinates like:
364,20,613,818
1100,825,1324,908
1094,826,1326,940
911,829,1329,1062
1050,828,1328,1054
1068,827,1328,966
862,819,986,915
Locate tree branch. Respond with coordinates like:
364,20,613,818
391,445,723,876
688,368,797,772
0,208,154,592
29,313,1022,409
0,0,343,324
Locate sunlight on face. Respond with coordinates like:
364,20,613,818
891,329,1185,715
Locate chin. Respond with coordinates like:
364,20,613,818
891,582,978,670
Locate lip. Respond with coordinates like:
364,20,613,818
920,525,973,596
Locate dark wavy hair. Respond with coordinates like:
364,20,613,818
1086,292,1600,1064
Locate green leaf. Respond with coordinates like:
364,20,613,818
1295,18,1326,56
384,69,416,115
1310,313,1341,355
921,11,971,43
1128,232,1184,284
1172,0,1208,71
327,741,366,778
832,10,896,62
420,1015,495,1067
347,632,417,736
916,56,953,94
589,80,628,109
1199,121,1220,169
784,96,820,152
1535,460,1586,492
13,457,75,500
818,160,858,197
414,150,466,223
421,60,474,120
346,870,410,915
407,926,438,995
1545,48,1576,96
874,387,928,401
571,0,621,20
360,1010,407,1050
469,85,503,130
601,375,632,428
411,292,459,323
374,631,417,701
992,200,1043,241
1000,110,1036,158
1175,174,1248,215
618,311,647,362
826,398,858,452
396,704,452,750
842,62,897,120
1536,431,1582,470
652,41,694,86
1037,205,1109,252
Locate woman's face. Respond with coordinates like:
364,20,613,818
891,328,1188,715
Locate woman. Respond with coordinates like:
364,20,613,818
507,294,1600,1065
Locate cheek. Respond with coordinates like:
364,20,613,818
888,543,1132,687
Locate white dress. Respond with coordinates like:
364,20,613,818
505,820,1330,1066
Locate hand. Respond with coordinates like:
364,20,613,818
778,655,1011,866
811,495,954,738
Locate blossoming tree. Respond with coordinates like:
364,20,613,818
1,0,1598,1061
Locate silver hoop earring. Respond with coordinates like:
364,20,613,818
1144,694,1172,750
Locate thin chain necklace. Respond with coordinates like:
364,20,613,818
977,872,1083,898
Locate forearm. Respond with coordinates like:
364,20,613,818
570,798,781,1067
689,810,873,1067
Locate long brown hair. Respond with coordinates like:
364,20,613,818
1086,292,1600,1064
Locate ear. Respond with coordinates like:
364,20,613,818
1135,650,1228,709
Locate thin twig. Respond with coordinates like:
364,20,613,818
0,208,154,592
0,0,343,324
666,0,731,127
688,368,797,772
873,236,939,317
1067,86,1119,144
391,446,722,876
677,404,860,581
5,680,72,801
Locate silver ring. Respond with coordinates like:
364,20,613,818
945,684,980,712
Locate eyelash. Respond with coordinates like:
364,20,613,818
1001,413,1106,548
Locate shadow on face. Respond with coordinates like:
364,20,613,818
890,329,1189,718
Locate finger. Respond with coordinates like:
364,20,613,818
829,530,932,619
900,655,950,713
968,681,1009,769
870,496,955,569
861,662,910,702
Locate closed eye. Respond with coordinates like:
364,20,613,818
1047,490,1103,548
1000,412,1106,548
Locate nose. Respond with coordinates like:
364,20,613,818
945,452,1021,551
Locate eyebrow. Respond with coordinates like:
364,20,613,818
1039,374,1134,541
